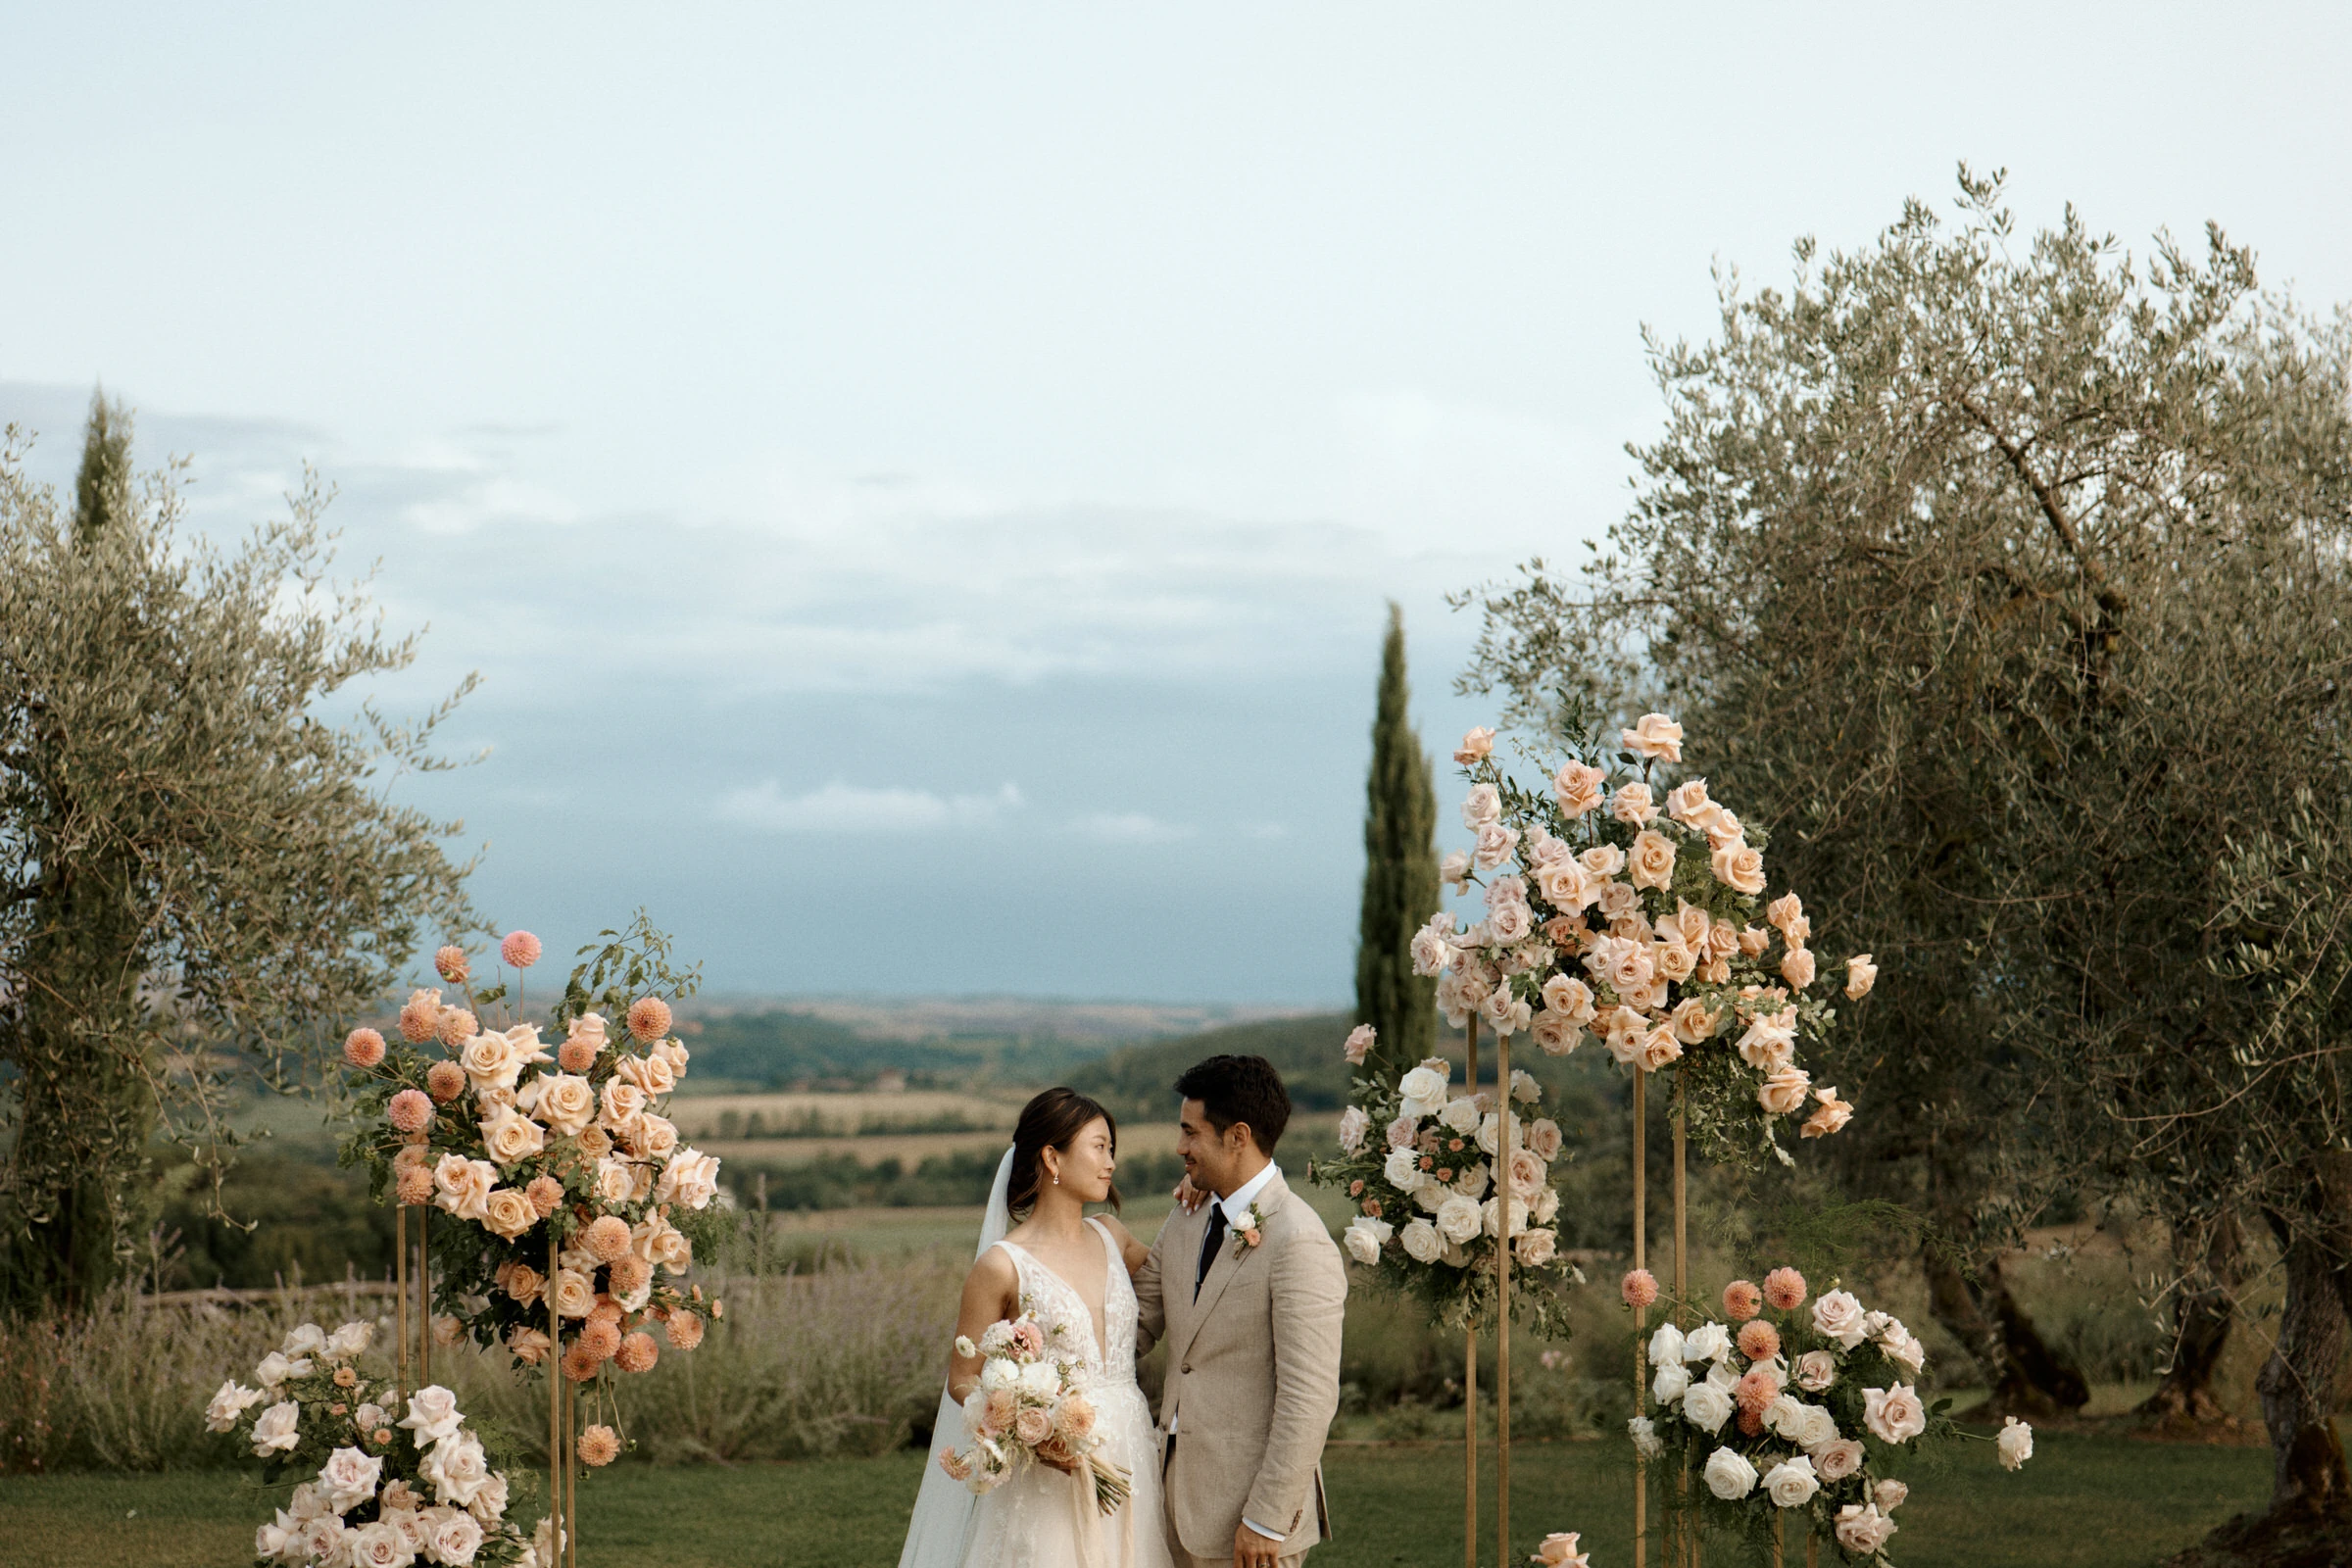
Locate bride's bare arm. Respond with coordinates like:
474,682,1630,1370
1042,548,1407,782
947,1249,1020,1405
1095,1213,1152,1277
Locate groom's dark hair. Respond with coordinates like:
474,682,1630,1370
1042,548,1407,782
1173,1054,1291,1154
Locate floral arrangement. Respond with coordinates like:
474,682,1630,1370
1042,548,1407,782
938,1308,1133,1516
1623,1265,2033,1562
340,918,724,1457
204,1318,544,1567
1311,1023,1586,1336
1415,711,1873,1166
1530,1531,1592,1566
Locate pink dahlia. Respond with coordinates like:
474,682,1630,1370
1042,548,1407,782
435,1007,478,1049
614,1331,659,1374
343,1028,386,1069
524,1175,564,1217
626,996,672,1043
578,1318,622,1361
1735,1367,1781,1415
387,1089,434,1133
433,946,470,984
395,1167,435,1205
1622,1268,1659,1309
582,1214,633,1263
424,1061,466,1102
664,1309,705,1350
501,930,543,969
577,1424,620,1466
1722,1279,1763,1322
1763,1266,1808,1311
1738,1319,1783,1363
559,1036,597,1072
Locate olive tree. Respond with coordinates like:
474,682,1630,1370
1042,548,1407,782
0,396,477,1310
1457,172,2352,1558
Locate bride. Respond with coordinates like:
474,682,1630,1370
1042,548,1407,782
899,1088,1174,1568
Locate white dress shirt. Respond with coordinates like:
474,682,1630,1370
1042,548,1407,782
1171,1161,1285,1543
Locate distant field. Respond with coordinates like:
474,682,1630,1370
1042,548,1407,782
665,1090,1026,1141
707,1111,1341,1169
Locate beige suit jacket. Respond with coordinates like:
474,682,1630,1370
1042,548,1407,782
1135,1169,1348,1560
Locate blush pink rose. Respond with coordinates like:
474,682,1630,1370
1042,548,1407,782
1013,1407,1054,1446
1620,712,1684,761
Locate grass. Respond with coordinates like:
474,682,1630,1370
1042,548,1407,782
0,1433,2275,1568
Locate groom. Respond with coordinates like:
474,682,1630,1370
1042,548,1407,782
1134,1054,1348,1568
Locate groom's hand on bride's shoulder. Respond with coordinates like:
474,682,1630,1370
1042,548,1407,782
1233,1522,1283,1567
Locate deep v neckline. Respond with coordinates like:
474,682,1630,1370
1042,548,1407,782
1000,1219,1112,1363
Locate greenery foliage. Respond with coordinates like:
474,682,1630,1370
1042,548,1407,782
0,397,476,1311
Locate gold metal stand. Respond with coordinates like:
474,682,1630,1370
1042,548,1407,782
1463,1015,1479,1568
1633,1069,1647,1568
1495,1025,1514,1568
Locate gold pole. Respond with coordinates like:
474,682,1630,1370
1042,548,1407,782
548,1233,561,1566
1772,1513,1784,1568
1464,1015,1480,1568
418,1205,431,1389
1633,1069,1647,1568
1495,1027,1513,1568
1674,1073,1690,1568
565,1376,579,1568
1805,1534,1819,1567
395,1205,409,1403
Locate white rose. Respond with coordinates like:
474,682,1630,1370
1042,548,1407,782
1705,1357,1741,1393
286,1482,330,1521
1881,1321,1927,1378
1338,1106,1371,1153
1397,1065,1449,1119
1514,1227,1558,1267
1763,1394,1807,1442
1435,1195,1485,1246
1016,1360,1062,1398
1998,1416,2034,1471
1646,1323,1686,1367
206,1380,264,1433
1811,1289,1869,1349
432,1507,486,1565
281,1323,328,1358
250,1400,301,1455
1798,1402,1840,1449
1683,1322,1731,1363
1681,1382,1733,1435
318,1445,385,1512
1650,1362,1690,1404
1384,1147,1427,1190
347,1520,408,1568
1532,1186,1560,1224
1862,1384,1928,1445
255,1520,289,1560
656,1148,722,1211
1344,1217,1393,1264
1836,1503,1898,1555
1439,1097,1482,1135
466,1471,509,1525
1702,1445,1757,1499
978,1357,1018,1392
1461,783,1502,828
1810,1438,1865,1481
424,1432,491,1506
397,1386,465,1446
1628,1415,1664,1459
324,1321,373,1359
299,1516,350,1567
1763,1454,1820,1508
1400,1219,1444,1263
253,1351,303,1388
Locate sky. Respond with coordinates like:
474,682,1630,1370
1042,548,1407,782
5,5,2350,1004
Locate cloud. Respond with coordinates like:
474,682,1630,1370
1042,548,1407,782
716,779,1023,835
1071,811,1194,844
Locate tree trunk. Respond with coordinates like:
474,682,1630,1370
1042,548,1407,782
2170,1202,2352,1568
1925,1244,2091,1421
2141,1212,2249,1434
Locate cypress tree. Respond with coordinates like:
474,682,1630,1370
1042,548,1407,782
72,387,132,548
1353,602,1439,1074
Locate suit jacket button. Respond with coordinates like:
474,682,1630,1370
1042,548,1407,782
1179,1364,1192,1375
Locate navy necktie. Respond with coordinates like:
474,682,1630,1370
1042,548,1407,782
1195,1203,1227,1298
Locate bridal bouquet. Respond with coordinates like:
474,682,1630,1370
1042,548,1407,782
1627,1266,2033,1562
340,918,723,1432
204,1318,543,1567
938,1309,1134,1516
1312,1032,1585,1336
1415,710,1872,1168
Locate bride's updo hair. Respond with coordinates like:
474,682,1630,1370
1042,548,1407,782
1005,1087,1121,1220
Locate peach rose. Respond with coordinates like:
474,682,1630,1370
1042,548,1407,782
1758,1065,1812,1115
1553,761,1606,817
533,1074,596,1137
1514,1228,1558,1267
1845,955,1878,1000
1801,1086,1853,1139
1710,842,1766,895
1781,947,1817,989
1013,1406,1054,1446
1669,997,1720,1045
1638,1025,1684,1073
481,1107,546,1166
1454,726,1495,763
1863,1384,1927,1445
1737,924,1771,956
496,1262,545,1306
1610,783,1658,826
615,1052,676,1098
505,1326,553,1366
1664,778,1710,823
549,1268,597,1320
1579,844,1625,879
1628,830,1678,891
1525,1117,1563,1161
1620,712,1684,761
431,1154,496,1222
483,1188,539,1241
1653,938,1696,983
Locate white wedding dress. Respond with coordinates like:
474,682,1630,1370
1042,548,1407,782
898,1153,1173,1568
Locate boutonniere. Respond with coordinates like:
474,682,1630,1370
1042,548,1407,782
1229,1201,1268,1259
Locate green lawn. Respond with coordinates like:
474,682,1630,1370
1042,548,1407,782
0,1433,2273,1568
